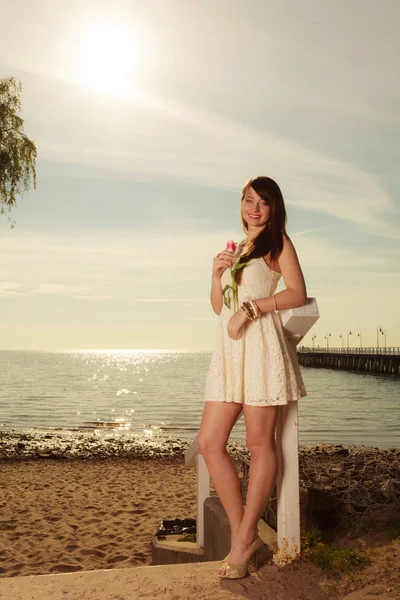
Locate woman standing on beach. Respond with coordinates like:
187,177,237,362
198,176,307,579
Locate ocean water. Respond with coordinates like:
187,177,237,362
0,350,398,448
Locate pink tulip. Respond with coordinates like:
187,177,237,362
226,240,237,253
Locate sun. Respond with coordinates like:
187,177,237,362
77,20,140,99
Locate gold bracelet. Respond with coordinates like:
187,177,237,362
249,300,261,318
241,302,253,320
241,301,260,320
242,302,254,319
241,306,252,320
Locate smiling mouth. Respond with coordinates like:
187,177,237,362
248,213,261,219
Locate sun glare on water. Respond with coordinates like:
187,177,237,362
77,20,143,99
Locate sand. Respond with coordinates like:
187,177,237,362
1,455,399,599
0,458,196,578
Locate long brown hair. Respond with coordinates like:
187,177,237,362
235,176,287,281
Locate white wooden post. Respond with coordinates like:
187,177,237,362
273,299,319,565
185,435,210,548
196,454,210,548
273,340,301,565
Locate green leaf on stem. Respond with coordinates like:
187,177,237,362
222,284,232,309
231,261,247,277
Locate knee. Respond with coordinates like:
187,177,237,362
198,434,224,459
197,434,207,457
246,434,276,457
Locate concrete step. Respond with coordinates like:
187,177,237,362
0,561,259,600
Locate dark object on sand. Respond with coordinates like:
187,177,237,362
156,518,196,537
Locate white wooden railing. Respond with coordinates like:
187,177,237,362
185,298,319,565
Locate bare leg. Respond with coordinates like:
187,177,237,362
221,404,279,571
198,401,244,550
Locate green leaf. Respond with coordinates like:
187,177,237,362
0,77,37,221
222,284,232,309
231,262,247,278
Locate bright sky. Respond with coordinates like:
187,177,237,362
0,0,399,350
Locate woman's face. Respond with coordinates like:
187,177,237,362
242,185,271,229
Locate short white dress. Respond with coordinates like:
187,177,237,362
204,255,306,406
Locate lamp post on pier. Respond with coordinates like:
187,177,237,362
324,332,331,350
339,334,344,348
377,325,386,348
311,335,317,348
347,329,352,348
357,332,363,348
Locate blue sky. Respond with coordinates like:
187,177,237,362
0,0,399,350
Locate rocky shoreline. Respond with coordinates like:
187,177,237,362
297,443,399,528
240,442,399,530
1,429,399,528
0,429,193,461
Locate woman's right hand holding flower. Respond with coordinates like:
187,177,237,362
212,250,234,278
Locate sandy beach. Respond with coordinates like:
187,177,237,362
1,431,399,599
0,457,197,578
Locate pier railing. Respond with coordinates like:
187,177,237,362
297,346,400,376
185,298,319,565
298,347,399,355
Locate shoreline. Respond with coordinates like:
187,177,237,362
0,428,193,462
2,429,399,525
1,428,398,462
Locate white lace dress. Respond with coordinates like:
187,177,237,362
204,256,306,406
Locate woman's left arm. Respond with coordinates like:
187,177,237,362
256,235,307,313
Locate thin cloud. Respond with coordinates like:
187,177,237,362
292,227,333,237
0,282,25,297
32,284,119,301
136,298,208,303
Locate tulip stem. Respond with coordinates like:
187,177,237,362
231,268,238,312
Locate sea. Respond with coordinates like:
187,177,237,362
0,350,398,448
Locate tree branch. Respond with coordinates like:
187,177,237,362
0,126,29,139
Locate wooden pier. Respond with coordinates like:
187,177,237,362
297,347,400,376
